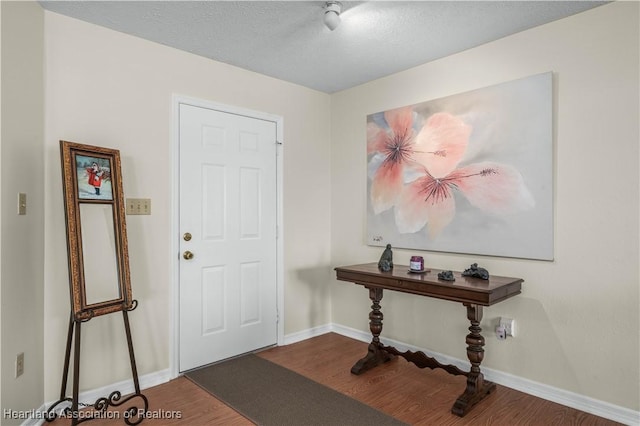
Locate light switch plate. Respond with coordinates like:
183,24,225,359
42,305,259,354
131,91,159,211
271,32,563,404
126,198,151,215
18,193,27,215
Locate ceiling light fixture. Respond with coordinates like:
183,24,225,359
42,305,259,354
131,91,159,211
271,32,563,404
324,1,342,31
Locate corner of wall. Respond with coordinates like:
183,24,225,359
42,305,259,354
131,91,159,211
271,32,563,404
0,0,3,415
0,1,45,424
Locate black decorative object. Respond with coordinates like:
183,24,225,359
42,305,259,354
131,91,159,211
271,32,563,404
438,270,455,281
462,263,490,280
378,244,394,272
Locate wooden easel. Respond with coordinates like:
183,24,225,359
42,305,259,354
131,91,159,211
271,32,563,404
48,141,148,424
46,306,148,425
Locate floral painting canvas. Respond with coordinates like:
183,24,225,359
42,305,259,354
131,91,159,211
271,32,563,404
367,72,553,260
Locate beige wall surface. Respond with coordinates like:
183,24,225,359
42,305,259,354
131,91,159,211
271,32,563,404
43,11,332,400
1,1,45,422
330,1,639,411
1,0,638,419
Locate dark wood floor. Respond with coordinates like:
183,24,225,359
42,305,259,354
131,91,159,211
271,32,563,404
48,333,620,425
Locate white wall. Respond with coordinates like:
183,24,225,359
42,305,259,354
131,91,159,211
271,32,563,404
330,1,639,412
1,1,45,422
43,11,332,400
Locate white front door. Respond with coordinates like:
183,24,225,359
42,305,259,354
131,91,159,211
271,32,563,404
178,103,278,372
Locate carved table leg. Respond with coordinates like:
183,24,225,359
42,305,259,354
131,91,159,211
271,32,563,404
451,303,496,416
351,287,394,375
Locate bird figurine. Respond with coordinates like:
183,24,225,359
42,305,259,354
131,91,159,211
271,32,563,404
378,244,394,272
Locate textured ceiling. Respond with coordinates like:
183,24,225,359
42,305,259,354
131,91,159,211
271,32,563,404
38,1,607,93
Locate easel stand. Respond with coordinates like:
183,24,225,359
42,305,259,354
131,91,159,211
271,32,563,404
46,302,148,425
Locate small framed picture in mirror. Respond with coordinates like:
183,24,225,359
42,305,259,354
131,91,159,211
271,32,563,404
60,140,133,320
75,154,113,201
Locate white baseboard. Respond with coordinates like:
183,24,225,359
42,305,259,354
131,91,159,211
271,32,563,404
21,326,640,426
283,323,334,345
22,369,172,426
288,323,640,426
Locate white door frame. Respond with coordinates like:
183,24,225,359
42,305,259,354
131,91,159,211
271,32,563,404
170,94,284,378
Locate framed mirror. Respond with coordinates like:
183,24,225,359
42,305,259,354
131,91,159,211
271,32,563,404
60,140,133,320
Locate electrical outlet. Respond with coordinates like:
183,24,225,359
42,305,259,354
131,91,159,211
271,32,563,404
499,317,515,337
495,325,507,340
16,353,24,378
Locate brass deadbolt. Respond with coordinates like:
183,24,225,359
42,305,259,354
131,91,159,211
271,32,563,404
183,232,192,241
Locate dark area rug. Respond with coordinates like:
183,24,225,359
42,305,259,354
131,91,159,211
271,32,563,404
185,354,407,426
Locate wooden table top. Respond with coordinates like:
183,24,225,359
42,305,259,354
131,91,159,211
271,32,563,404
335,263,523,306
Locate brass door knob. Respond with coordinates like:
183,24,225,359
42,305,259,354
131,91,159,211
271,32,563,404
183,251,194,260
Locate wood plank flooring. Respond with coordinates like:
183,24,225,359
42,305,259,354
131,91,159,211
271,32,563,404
47,333,620,425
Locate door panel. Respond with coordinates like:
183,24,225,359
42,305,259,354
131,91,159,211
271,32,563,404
179,103,277,372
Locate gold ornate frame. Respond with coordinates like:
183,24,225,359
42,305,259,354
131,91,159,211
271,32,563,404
60,140,133,320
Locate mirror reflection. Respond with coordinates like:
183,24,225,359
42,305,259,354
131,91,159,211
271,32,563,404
79,203,121,305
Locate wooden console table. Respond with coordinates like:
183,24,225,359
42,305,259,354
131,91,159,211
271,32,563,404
335,263,522,417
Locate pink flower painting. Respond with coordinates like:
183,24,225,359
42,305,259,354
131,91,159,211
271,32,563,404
366,73,553,260
367,106,418,214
